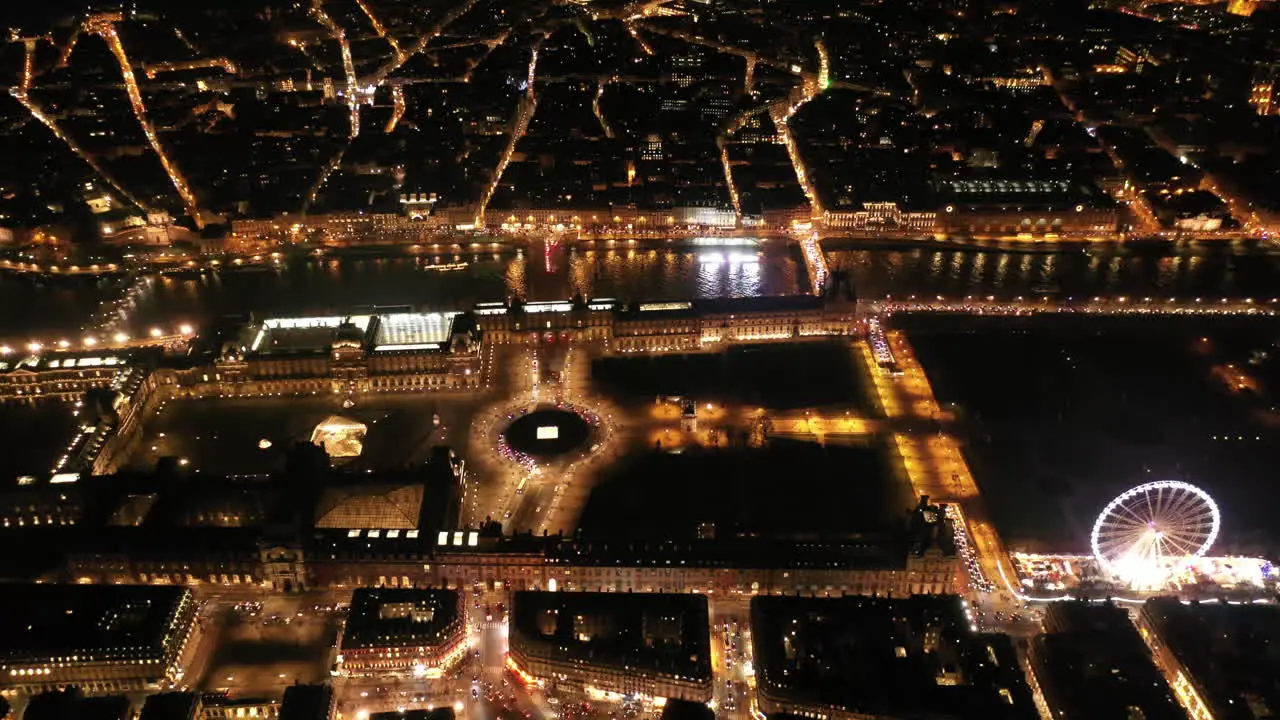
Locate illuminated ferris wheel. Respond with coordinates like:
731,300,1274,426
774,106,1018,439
1091,480,1220,587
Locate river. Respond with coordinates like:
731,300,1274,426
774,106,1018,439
3,242,1279,339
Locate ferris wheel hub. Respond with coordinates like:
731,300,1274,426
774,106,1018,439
1090,480,1220,590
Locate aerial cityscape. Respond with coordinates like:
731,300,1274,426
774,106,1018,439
1,0,1280,718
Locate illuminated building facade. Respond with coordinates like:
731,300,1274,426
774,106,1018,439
0,584,200,696
200,696,281,720
0,354,128,402
305,532,959,598
1250,65,1277,116
337,589,465,676
935,179,1120,239
509,591,713,702
823,202,938,232
474,296,855,351
62,523,958,599
187,311,483,399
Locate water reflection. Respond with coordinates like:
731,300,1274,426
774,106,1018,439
2,245,1279,338
827,249,1280,300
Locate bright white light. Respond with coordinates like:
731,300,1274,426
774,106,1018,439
113,332,128,343
149,327,163,338
178,323,194,335
536,426,559,440
83,337,97,347
27,342,42,352
1091,480,1220,589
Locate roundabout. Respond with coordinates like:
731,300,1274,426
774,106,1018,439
504,407,593,460
496,401,604,471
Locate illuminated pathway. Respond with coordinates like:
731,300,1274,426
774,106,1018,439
716,105,767,222
354,0,404,61
717,137,742,218
304,145,349,211
310,0,361,139
799,230,828,293
363,0,482,87
143,57,238,80
476,43,541,225
592,78,615,138
769,45,828,221
385,84,406,133
875,294,1280,318
859,333,1013,599
8,89,144,212
87,14,205,228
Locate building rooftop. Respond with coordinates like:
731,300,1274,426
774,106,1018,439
372,312,460,351
0,584,192,667
1142,597,1280,720
1031,601,1186,720
247,315,374,354
341,589,461,651
279,683,334,720
315,483,425,530
751,595,1036,720
138,692,201,720
24,689,131,720
511,591,711,683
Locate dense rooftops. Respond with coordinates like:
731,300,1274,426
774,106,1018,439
1030,601,1185,720
0,584,193,667
1141,597,1280,720
510,591,711,683
340,589,460,651
751,594,1036,720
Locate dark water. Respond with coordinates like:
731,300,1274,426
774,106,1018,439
4,244,1280,337
0,275,114,337
828,248,1280,300
119,243,801,332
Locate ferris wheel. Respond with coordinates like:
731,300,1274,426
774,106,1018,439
1091,480,1220,586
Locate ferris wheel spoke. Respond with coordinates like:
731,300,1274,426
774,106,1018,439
1162,528,1206,555
1097,525,1146,545
1163,488,1199,522
1113,501,1152,527
1092,481,1220,584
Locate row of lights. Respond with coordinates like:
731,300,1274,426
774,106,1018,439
0,324,195,355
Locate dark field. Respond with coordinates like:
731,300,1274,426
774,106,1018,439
0,402,81,481
591,341,868,410
906,316,1280,555
577,438,914,541
125,394,451,475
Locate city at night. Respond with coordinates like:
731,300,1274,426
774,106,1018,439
1,0,1280,717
